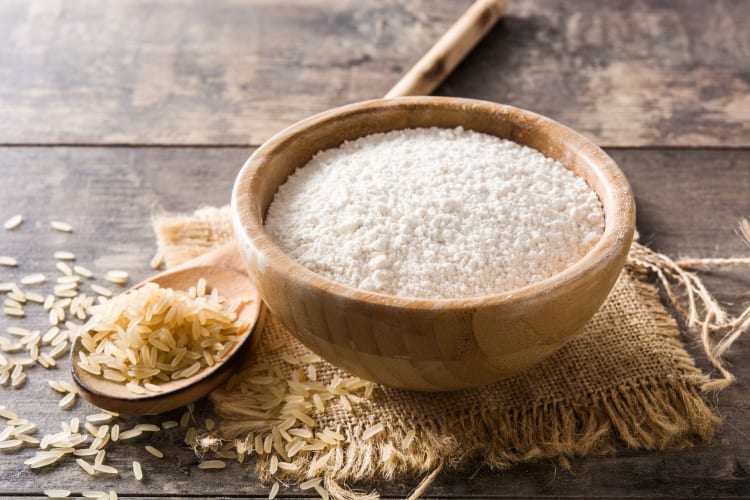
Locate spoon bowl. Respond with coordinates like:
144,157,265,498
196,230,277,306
71,244,264,415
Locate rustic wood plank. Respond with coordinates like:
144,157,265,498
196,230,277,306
0,0,471,146
446,0,750,148
0,0,748,147
0,147,749,498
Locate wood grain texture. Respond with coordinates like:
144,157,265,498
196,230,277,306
0,0,472,146
0,147,748,497
0,0,748,147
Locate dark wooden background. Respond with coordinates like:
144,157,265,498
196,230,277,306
1,0,749,498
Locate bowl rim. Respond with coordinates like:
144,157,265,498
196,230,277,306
232,96,635,311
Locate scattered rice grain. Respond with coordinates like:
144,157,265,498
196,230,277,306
21,273,45,285
3,215,23,230
94,463,118,474
54,251,76,261
145,445,164,458
362,423,385,441
198,460,226,470
7,288,25,302
82,491,106,499
135,423,160,432
11,371,27,387
57,392,76,410
4,308,24,318
300,478,323,490
277,460,298,472
0,256,17,267
133,460,143,480
0,439,23,451
56,262,74,276
90,284,112,297
51,221,73,233
104,270,129,285
4,299,23,309
268,481,280,500
44,489,71,498
149,251,164,270
74,265,93,278
0,407,18,420
118,428,142,441
161,420,178,430
313,484,330,500
86,413,114,424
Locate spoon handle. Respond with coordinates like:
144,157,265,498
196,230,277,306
384,0,507,99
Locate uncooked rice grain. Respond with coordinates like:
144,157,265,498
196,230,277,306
135,423,160,432
51,221,73,233
133,460,143,480
86,413,114,424
25,292,44,303
44,489,71,498
0,439,23,451
313,484,330,500
118,428,142,441
0,407,18,419
94,464,118,474
11,372,27,387
21,273,45,285
198,459,226,469
5,299,23,309
74,449,98,457
43,295,55,310
0,257,17,267
56,262,74,276
78,281,245,393
300,478,323,490
3,215,23,230
74,265,93,278
54,251,76,261
104,270,129,285
82,491,106,499
57,392,76,410
89,284,112,298
268,481,280,499
145,445,164,458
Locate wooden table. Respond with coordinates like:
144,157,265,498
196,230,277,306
1,1,749,497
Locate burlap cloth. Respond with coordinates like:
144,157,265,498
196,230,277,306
154,206,737,499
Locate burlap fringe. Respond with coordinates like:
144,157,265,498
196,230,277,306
627,224,750,391
209,272,731,500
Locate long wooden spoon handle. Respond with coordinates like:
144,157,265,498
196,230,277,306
384,0,507,99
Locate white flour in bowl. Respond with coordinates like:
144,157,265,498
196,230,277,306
264,127,605,299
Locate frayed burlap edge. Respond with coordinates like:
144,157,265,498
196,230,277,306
208,276,719,500
154,206,743,500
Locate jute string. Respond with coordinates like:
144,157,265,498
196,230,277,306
153,206,748,499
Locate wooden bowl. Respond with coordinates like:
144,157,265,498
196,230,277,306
232,97,635,391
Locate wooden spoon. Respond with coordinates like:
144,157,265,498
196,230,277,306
71,243,264,415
